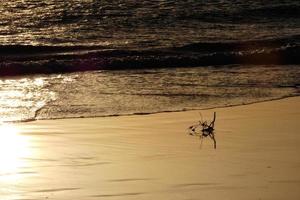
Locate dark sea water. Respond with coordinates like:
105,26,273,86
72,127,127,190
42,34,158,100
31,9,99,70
0,0,299,122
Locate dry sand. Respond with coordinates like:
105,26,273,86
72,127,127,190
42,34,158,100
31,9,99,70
1,97,300,200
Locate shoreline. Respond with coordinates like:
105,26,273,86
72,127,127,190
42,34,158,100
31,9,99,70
4,95,299,124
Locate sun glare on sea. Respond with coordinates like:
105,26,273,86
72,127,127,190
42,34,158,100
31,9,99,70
0,124,32,182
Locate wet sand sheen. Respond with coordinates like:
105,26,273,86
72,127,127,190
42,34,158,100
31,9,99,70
0,97,300,200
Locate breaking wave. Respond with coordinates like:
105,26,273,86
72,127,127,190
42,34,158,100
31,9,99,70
0,35,300,76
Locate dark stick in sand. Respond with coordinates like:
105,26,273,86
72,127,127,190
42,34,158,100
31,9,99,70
188,112,217,149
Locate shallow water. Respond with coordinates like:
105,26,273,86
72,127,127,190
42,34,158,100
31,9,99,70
0,65,299,122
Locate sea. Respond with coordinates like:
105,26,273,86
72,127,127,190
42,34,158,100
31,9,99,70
0,0,299,122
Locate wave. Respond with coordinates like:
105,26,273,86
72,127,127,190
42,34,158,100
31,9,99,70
0,45,107,56
1,35,300,76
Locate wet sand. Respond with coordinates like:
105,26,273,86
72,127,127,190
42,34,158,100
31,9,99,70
1,97,300,200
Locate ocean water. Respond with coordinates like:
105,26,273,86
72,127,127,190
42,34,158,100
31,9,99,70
0,0,299,122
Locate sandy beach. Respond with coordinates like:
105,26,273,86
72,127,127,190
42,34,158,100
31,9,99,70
1,97,300,200
1,1,299,200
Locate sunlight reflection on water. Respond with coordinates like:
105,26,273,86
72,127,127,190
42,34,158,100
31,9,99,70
0,76,57,122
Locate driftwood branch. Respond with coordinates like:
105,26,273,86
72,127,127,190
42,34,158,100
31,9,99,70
188,112,217,149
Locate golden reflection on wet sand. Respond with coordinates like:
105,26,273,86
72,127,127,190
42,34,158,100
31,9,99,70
0,124,33,183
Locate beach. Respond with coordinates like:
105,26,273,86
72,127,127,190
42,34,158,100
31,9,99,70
1,1,300,199
0,97,299,200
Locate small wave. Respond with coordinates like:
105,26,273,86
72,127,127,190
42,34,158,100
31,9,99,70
0,44,107,57
176,35,300,51
0,36,299,76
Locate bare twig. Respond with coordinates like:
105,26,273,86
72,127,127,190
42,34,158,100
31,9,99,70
188,112,217,149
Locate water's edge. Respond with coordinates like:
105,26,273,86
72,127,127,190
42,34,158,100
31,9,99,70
5,94,298,124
